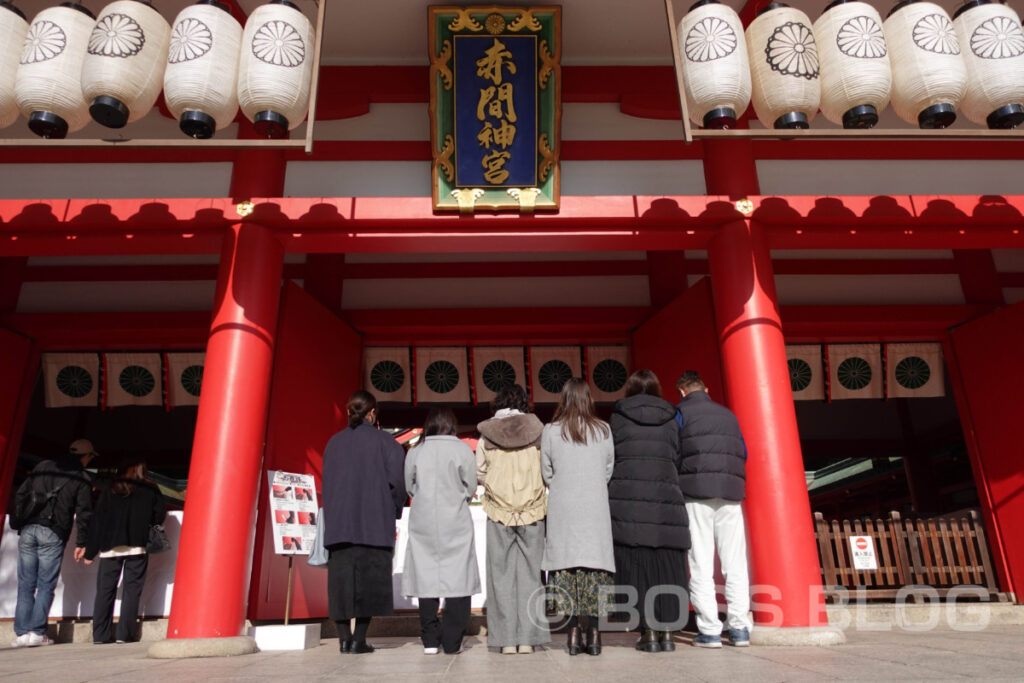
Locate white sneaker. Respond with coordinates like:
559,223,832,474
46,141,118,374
500,646,517,655
423,647,439,655
517,645,534,654
11,633,31,648
26,633,53,647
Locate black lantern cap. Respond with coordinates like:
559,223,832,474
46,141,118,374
887,0,922,20
254,111,290,139
180,111,217,139
688,0,721,11
703,107,738,129
0,1,26,20
90,96,130,129
773,111,809,129
918,103,956,129
757,3,790,17
28,111,69,139
59,2,95,18
953,0,998,21
986,104,1024,130
843,105,878,129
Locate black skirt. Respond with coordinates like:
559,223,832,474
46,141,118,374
327,543,395,620
613,544,689,626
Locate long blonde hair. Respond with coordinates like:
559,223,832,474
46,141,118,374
551,378,610,445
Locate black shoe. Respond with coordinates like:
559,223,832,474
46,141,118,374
351,640,375,654
658,631,676,652
567,626,582,656
585,626,602,656
635,628,660,653
339,638,354,653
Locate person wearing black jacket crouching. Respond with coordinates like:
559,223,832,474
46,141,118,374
84,460,166,644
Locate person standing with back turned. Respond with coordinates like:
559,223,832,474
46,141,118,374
676,370,752,648
11,439,96,647
322,390,407,655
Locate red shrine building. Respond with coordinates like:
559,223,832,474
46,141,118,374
1,0,1023,647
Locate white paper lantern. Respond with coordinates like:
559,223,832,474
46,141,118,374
813,0,892,128
81,0,171,128
884,0,967,128
953,0,1024,129
237,0,315,138
15,3,95,138
0,2,29,129
678,0,751,128
164,0,242,138
746,3,821,129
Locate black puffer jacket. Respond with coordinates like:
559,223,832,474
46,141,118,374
608,394,690,550
677,391,747,501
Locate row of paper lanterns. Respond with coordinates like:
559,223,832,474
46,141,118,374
679,0,1024,130
0,0,314,139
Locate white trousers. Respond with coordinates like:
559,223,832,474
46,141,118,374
685,497,752,635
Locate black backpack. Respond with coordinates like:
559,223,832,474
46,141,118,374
11,474,68,532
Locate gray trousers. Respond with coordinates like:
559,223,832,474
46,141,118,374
485,519,551,647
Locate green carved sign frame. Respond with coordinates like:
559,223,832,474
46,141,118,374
429,5,562,213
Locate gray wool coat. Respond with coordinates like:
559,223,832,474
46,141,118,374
401,435,482,598
540,422,616,573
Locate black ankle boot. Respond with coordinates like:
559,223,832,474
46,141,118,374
635,628,659,653
339,638,353,653
659,630,676,652
567,625,582,655
585,626,602,656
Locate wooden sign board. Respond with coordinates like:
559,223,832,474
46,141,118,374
429,6,561,213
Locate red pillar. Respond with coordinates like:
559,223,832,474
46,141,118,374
707,219,828,628
166,221,284,639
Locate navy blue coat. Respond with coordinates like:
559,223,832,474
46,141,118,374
322,421,407,548
676,391,747,501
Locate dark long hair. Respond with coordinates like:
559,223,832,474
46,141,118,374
423,407,457,437
552,378,610,445
347,389,377,429
624,369,662,398
492,383,530,414
111,459,148,497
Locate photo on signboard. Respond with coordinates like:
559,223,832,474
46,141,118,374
274,509,297,525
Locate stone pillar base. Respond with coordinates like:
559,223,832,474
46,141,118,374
148,636,257,659
750,626,846,647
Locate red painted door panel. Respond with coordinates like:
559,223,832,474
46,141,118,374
247,283,362,620
950,301,1024,598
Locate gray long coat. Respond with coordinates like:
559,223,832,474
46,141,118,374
540,422,616,573
401,435,482,598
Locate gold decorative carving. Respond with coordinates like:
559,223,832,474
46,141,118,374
235,201,254,217
430,39,454,92
508,187,541,214
539,40,558,90
451,188,485,214
449,10,484,32
436,134,455,183
538,134,556,184
507,9,543,32
735,198,754,216
484,13,506,34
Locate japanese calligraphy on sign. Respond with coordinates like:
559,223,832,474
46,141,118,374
429,6,561,213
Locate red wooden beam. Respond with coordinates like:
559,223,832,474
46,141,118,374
11,311,211,349
1,195,1023,257
779,304,995,342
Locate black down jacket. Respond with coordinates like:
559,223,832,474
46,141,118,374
608,394,690,550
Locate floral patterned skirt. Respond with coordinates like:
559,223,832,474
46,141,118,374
546,568,615,617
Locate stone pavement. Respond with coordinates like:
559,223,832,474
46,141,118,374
2,624,1024,682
